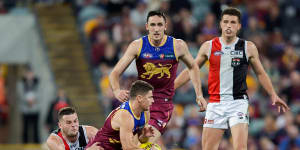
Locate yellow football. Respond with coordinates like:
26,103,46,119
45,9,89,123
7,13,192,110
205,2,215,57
139,142,161,150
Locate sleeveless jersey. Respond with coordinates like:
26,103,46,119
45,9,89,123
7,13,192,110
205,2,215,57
208,37,249,103
87,101,147,150
52,125,88,150
136,35,178,101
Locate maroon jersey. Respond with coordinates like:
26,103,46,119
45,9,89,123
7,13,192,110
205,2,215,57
136,36,178,101
85,101,146,150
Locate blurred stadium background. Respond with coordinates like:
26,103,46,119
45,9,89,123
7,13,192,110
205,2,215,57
0,0,299,149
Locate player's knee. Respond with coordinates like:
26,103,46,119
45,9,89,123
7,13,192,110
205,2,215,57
234,142,247,150
202,138,220,150
201,139,210,150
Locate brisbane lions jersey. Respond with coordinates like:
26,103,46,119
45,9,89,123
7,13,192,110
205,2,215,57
86,101,146,150
136,36,178,101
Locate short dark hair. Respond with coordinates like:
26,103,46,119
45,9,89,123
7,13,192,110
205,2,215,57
130,80,154,99
58,107,76,121
146,10,166,23
221,7,241,23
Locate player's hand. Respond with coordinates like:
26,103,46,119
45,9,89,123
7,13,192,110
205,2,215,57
86,142,104,150
113,89,129,102
271,94,289,113
196,96,207,112
142,126,154,137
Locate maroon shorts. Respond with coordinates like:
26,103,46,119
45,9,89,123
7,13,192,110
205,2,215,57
148,101,174,134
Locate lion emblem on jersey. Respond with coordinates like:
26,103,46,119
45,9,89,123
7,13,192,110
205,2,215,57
141,63,172,79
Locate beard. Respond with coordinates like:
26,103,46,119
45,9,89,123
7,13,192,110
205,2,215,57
67,130,78,137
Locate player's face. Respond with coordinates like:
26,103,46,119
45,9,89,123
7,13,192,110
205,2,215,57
220,15,241,38
59,113,79,137
140,91,154,111
146,15,166,41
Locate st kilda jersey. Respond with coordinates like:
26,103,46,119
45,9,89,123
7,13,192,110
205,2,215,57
52,126,88,150
207,37,249,103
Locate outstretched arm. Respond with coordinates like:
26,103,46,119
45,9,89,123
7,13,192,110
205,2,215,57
174,39,208,111
86,142,103,150
85,125,98,141
109,39,141,102
46,134,65,150
248,41,289,113
47,131,103,150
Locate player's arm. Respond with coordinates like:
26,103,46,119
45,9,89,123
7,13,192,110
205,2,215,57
138,111,153,143
85,125,98,141
119,110,144,150
248,41,289,112
84,126,103,150
174,40,209,111
46,134,65,150
138,125,154,143
174,41,209,90
174,39,203,97
109,39,141,102
86,142,103,150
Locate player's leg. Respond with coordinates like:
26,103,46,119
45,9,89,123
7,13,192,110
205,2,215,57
228,100,249,150
202,127,225,150
22,114,29,143
147,102,173,149
230,123,248,150
202,102,229,150
147,123,166,150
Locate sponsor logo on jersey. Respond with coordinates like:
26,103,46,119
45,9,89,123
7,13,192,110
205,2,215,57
143,53,153,58
237,112,246,120
157,119,167,128
160,54,164,59
165,54,174,58
204,118,214,124
213,51,224,56
237,112,244,117
120,103,126,109
230,50,243,58
231,58,241,67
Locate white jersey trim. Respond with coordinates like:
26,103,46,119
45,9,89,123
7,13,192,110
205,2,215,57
219,37,239,47
245,41,249,62
207,40,213,59
82,125,89,144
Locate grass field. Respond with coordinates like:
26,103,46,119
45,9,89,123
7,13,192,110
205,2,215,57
0,144,48,150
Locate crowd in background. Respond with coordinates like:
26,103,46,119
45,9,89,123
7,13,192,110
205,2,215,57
69,0,300,149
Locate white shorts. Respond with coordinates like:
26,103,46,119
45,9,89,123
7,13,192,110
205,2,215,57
203,100,249,129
